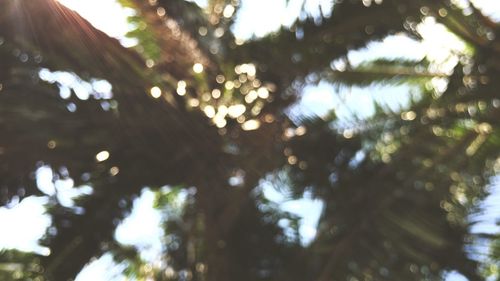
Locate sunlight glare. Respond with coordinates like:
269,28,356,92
193,63,204,74
228,104,246,118
241,119,260,131
96,150,110,162
56,0,136,47
150,86,162,99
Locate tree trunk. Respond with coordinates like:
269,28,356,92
195,178,233,281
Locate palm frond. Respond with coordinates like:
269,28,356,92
323,58,441,88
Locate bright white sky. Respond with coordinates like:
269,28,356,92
0,196,51,255
2,0,500,280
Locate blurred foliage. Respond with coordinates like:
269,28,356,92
322,58,436,87
0,0,499,280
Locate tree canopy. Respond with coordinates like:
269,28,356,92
0,0,499,280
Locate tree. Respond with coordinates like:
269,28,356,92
0,0,499,280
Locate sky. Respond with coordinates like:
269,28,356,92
1,0,500,280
